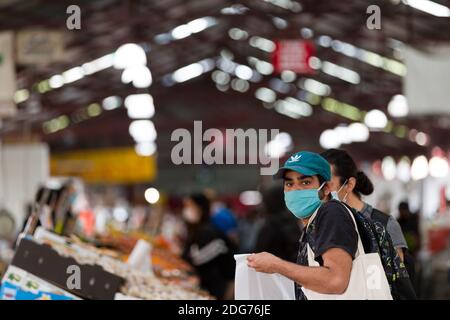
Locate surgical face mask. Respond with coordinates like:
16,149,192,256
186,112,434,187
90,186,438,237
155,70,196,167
284,182,326,219
331,179,349,202
182,207,200,224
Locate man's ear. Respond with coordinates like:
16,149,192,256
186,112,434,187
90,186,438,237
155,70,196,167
323,182,332,195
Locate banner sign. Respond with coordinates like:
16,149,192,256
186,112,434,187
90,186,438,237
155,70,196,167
272,40,315,74
50,147,157,184
16,30,65,65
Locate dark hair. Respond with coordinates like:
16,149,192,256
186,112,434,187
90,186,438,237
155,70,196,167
398,201,409,211
321,149,374,197
187,193,211,224
317,175,327,185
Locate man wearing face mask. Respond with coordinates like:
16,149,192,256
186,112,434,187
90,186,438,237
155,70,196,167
248,151,358,299
181,193,236,300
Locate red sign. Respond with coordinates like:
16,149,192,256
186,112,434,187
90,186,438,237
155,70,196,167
272,40,315,74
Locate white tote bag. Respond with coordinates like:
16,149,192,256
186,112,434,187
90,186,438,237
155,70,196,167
301,205,393,300
234,254,295,300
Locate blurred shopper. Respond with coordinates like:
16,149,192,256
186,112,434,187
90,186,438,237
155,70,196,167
248,151,360,299
397,201,421,285
398,201,420,256
322,149,417,297
321,149,408,261
210,203,239,246
254,184,301,262
181,193,236,300
237,208,263,254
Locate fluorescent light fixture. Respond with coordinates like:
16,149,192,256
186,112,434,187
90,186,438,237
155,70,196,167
275,98,313,119
402,0,450,17
49,75,64,89
255,60,274,75
411,155,429,180
131,65,153,88
235,65,253,80
13,89,30,103
249,36,276,52
170,17,217,40
211,70,231,85
397,158,411,182
144,187,160,204
129,120,157,143
281,70,297,83
113,43,147,69
318,35,332,47
388,94,409,117
172,63,203,83
364,109,388,130
231,79,250,92
334,126,352,144
154,33,172,45
348,123,370,142
171,24,191,40
102,96,122,110
228,28,249,40
137,142,157,158
382,156,397,181
264,132,293,158
239,191,262,206
187,17,217,33
308,56,322,70
125,94,155,119
301,78,331,96
255,87,276,103
62,67,84,84
172,59,214,83
320,129,341,149
82,53,114,75
322,61,360,84
429,156,449,178
415,132,428,146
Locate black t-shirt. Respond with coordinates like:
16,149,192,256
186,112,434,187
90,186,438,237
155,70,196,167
295,200,358,300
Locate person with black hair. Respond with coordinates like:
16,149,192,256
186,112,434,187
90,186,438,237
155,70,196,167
181,193,236,299
397,201,420,256
321,149,408,261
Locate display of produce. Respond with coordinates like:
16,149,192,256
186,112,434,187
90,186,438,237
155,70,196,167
12,228,213,300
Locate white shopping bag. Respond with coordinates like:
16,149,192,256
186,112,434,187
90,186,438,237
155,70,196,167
301,205,393,300
234,254,295,300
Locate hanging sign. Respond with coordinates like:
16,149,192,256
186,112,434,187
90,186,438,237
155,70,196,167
272,40,315,74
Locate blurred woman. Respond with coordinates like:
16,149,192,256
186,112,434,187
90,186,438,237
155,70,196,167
181,193,236,300
321,149,408,261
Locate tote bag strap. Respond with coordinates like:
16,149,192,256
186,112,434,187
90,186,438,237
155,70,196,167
305,201,365,262
338,202,365,257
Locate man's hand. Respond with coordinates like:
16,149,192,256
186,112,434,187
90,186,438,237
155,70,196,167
247,252,281,274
